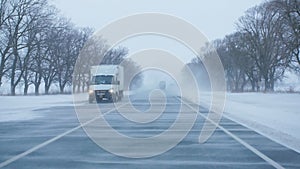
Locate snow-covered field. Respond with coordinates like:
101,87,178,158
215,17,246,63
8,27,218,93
0,92,299,153
0,95,74,122
200,92,300,153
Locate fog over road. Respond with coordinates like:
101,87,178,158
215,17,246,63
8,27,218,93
0,93,299,169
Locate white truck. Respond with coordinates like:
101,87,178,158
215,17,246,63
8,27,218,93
88,65,124,103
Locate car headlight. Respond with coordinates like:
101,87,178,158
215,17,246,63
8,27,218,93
109,89,114,93
88,89,94,94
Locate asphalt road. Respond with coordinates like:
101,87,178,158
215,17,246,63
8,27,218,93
0,94,299,169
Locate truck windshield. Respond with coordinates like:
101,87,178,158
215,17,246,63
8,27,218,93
92,75,114,85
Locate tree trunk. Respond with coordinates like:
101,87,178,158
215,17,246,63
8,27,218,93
10,57,17,96
250,80,255,92
76,74,81,93
45,84,50,94
11,85,16,96
82,83,85,93
77,81,81,93
60,84,65,94
264,80,272,92
34,83,40,95
60,87,64,94
72,84,76,93
270,79,275,92
24,84,29,95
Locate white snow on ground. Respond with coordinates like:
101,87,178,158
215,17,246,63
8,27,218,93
200,92,300,153
0,92,132,122
0,95,75,122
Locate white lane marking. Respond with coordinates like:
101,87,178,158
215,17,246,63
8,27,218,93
179,98,286,169
0,103,126,168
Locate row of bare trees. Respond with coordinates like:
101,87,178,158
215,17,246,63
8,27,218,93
0,0,143,95
204,0,299,92
0,0,93,95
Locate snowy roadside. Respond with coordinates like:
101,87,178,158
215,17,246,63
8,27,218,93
0,92,135,122
0,94,80,122
200,92,300,153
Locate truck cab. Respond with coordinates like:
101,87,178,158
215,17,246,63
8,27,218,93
88,65,124,103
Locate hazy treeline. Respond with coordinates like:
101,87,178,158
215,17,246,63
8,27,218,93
194,0,299,92
0,0,141,95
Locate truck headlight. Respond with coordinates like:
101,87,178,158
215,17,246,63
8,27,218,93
88,89,94,94
109,89,114,93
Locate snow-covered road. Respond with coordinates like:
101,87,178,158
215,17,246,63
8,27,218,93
0,94,299,169
1,92,299,153
1,92,299,150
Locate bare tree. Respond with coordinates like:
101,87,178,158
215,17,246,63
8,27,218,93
237,3,290,91
120,58,143,90
21,0,52,95
101,46,128,65
72,30,105,93
29,15,55,95
5,0,48,95
269,0,300,69
47,18,90,94
0,0,95,95
101,46,143,89
0,0,17,87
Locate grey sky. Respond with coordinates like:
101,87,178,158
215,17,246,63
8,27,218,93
51,0,265,62
52,0,264,40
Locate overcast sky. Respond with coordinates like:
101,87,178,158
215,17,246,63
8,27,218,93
51,0,265,62
52,0,264,40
